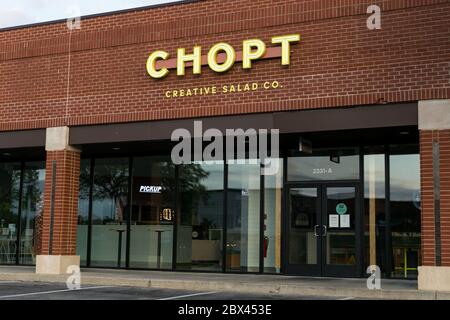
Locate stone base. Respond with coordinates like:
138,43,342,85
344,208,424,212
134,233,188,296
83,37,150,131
36,255,80,275
418,266,450,292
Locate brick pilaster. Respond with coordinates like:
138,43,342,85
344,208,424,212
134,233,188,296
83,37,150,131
39,149,80,255
420,129,450,266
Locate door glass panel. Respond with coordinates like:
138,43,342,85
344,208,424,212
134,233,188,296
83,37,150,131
325,187,356,266
288,188,318,265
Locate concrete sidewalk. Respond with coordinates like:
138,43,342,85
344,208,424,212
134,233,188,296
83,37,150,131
1,266,449,300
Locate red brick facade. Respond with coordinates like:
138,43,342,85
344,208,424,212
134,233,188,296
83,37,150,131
40,150,80,255
0,0,449,131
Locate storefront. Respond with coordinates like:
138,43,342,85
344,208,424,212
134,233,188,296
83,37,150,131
0,0,449,287
66,113,420,279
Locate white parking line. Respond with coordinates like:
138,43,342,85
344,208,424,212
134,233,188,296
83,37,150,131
339,296,355,300
157,291,218,300
0,285,114,299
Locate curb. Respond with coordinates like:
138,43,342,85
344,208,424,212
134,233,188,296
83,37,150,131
1,273,449,300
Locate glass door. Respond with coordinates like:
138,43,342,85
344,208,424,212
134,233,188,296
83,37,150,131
284,183,360,277
284,186,321,276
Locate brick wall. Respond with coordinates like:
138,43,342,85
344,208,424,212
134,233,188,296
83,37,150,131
420,129,450,266
40,150,80,255
0,0,449,131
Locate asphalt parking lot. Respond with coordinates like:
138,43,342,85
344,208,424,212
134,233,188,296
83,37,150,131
0,281,344,300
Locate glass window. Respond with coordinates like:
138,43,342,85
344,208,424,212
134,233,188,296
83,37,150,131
0,163,21,265
288,147,359,181
129,156,175,269
263,158,282,273
227,162,260,272
177,161,224,271
363,146,387,276
389,145,421,279
77,159,91,266
20,162,45,265
90,158,129,268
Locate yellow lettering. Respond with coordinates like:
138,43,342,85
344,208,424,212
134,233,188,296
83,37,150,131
271,34,300,65
177,46,202,76
146,50,169,79
242,39,266,69
207,43,236,73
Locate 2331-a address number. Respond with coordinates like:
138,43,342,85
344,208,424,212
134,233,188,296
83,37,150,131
313,168,333,175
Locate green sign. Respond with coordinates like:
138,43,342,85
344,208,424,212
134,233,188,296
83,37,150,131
336,203,347,215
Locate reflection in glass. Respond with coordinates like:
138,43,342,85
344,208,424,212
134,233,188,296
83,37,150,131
177,162,223,271
20,162,45,265
288,188,317,265
129,156,175,269
90,158,129,267
0,163,21,264
227,162,260,272
390,147,421,279
264,158,282,273
288,147,359,181
326,187,356,266
77,159,91,266
363,147,387,275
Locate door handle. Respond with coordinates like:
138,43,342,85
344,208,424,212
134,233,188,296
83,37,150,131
322,225,327,237
314,225,320,237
